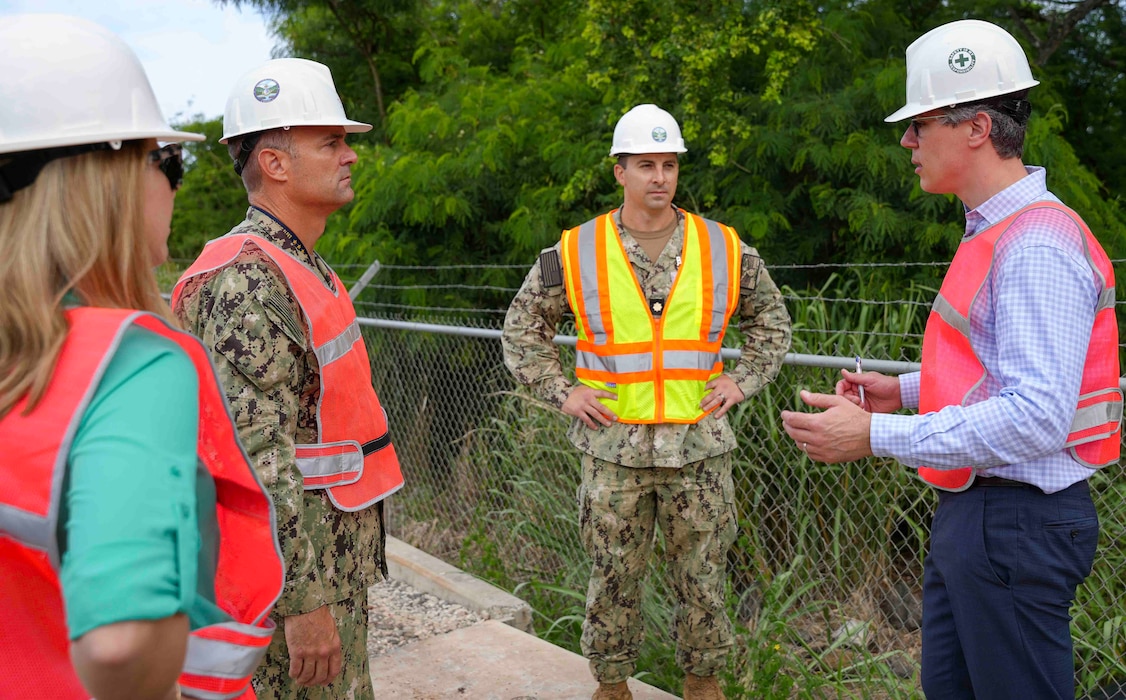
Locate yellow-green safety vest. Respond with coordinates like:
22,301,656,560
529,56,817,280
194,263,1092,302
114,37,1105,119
560,209,741,424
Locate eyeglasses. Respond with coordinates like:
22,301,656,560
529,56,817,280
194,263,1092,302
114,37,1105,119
910,114,948,138
148,143,184,190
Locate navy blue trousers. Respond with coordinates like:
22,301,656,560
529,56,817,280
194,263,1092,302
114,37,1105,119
920,479,1098,699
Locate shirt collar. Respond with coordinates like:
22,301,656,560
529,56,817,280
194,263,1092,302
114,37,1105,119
245,206,317,266
962,166,1057,237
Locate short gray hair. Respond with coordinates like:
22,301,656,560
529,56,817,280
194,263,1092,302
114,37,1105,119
940,95,1030,160
227,128,295,192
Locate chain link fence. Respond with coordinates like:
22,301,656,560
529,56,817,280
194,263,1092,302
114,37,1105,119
163,257,1124,695
356,303,1125,697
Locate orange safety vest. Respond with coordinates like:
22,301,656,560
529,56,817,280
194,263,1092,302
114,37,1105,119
918,202,1122,491
0,308,284,700
560,209,741,424
174,235,404,511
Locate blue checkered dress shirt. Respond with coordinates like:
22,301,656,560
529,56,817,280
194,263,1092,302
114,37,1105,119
870,167,1108,493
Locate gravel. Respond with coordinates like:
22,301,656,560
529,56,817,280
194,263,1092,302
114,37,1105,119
367,578,482,657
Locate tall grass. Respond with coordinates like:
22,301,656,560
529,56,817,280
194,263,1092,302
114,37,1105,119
386,270,1126,697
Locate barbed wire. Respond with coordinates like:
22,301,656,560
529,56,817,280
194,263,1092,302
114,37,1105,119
354,301,509,315
362,284,521,293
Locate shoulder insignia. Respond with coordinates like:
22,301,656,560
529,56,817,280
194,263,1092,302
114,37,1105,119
741,253,761,296
539,249,563,288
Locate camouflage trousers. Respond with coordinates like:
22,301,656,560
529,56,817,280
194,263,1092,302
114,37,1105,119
252,590,372,700
579,452,737,684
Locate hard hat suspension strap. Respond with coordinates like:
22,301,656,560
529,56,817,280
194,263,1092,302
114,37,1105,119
232,132,264,176
0,142,115,204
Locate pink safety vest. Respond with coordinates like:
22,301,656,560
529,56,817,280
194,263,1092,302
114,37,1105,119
174,235,404,511
918,202,1122,491
0,308,284,700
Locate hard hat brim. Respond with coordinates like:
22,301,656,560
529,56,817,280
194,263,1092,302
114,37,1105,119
608,147,687,157
884,79,1040,123
1,128,206,155
220,119,373,144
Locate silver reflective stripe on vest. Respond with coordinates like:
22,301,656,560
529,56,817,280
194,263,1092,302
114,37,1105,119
0,504,49,550
315,321,361,367
931,294,970,337
295,441,363,486
179,687,239,700
1065,388,1124,447
700,219,731,342
15,311,144,569
576,350,652,374
664,350,722,371
575,219,608,344
183,628,271,678
1098,286,1117,312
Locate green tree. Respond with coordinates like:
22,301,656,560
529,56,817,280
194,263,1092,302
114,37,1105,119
185,0,1126,300
219,0,424,138
169,117,248,261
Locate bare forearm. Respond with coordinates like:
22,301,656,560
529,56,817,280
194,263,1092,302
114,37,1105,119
71,615,188,700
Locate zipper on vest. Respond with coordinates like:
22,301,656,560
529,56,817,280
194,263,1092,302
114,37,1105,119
653,309,665,422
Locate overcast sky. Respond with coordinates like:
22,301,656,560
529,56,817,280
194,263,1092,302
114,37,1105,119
0,0,276,123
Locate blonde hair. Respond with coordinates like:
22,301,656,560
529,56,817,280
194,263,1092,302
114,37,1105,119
0,141,172,417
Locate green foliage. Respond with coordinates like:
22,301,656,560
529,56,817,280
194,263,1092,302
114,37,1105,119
732,559,919,698
173,0,1126,300
168,117,248,260
220,0,424,137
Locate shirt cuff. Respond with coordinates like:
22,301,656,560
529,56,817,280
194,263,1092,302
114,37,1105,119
899,372,920,410
870,412,917,461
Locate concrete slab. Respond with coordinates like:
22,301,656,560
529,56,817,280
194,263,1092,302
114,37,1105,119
370,619,679,700
386,537,533,633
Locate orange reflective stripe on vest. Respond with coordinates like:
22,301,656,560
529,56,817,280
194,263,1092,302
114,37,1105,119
918,202,1121,491
174,235,404,511
0,308,283,700
560,209,740,423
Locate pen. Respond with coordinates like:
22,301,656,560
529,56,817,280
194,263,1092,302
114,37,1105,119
855,355,865,407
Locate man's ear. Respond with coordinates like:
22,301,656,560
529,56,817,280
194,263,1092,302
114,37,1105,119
966,111,993,149
613,162,627,187
257,147,289,183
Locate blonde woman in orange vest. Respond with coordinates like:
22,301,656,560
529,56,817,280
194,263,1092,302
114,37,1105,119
503,104,792,700
0,15,283,700
782,20,1120,699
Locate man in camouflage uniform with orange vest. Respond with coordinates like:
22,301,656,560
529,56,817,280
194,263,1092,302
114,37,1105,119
173,59,404,700
502,104,791,700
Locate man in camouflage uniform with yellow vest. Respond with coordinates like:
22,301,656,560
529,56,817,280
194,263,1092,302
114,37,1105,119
173,59,402,700
502,104,791,700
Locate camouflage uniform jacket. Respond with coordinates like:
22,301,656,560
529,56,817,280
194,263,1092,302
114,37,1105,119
502,207,792,468
174,206,382,617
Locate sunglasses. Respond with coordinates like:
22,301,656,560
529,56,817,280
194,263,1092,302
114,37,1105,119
909,114,947,138
148,143,185,190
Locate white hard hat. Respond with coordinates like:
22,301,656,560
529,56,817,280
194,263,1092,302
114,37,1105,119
609,104,687,156
222,58,372,144
885,19,1039,122
0,14,203,155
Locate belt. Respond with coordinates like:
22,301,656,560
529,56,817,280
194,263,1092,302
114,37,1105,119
973,476,1041,491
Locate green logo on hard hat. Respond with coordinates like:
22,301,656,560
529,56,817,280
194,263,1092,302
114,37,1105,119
948,48,975,74
254,79,280,103
652,126,668,143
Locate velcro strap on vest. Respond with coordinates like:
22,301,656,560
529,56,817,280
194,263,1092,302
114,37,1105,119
180,621,274,699
294,442,364,489
1065,388,1124,447
362,432,392,456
